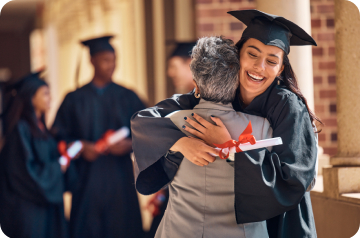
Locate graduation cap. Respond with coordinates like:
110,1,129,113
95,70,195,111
228,10,317,54
170,42,197,58
11,71,47,98
81,35,115,56
0,71,47,119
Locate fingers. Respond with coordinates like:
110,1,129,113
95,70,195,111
184,117,206,133
210,116,225,127
192,113,213,128
183,125,204,139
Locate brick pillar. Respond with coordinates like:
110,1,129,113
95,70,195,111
256,0,315,111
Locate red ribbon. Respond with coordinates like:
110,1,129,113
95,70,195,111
95,130,115,153
213,121,256,160
58,141,71,167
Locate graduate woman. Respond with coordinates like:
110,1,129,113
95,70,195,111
0,72,68,238
131,10,320,238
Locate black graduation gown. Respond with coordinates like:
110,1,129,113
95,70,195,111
131,80,318,238
51,82,145,238
0,120,68,238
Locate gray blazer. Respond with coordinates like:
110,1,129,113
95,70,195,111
155,99,272,238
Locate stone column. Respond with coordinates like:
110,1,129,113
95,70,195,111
256,0,315,111
323,0,360,197
331,0,360,166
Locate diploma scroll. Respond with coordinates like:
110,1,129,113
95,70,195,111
95,127,130,153
224,137,283,161
59,141,83,166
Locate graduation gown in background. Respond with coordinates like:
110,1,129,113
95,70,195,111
0,120,68,238
131,80,318,238
51,82,145,238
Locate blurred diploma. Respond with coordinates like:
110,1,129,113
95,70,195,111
95,127,130,153
213,137,283,161
59,141,83,165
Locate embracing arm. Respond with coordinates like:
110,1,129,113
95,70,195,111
131,91,215,194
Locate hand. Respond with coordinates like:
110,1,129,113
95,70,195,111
183,113,232,146
60,164,68,173
107,138,133,156
170,137,218,166
81,141,100,162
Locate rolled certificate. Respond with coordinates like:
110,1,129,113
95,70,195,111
95,127,131,153
107,127,130,146
59,141,83,166
225,137,283,161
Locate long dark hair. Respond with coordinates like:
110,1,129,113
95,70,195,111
236,38,323,132
1,74,48,138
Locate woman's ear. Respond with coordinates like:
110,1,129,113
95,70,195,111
277,64,285,77
193,80,200,94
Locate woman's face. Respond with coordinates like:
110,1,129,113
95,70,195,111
32,85,51,114
239,38,285,100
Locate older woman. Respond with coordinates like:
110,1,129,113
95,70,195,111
155,36,272,238
131,10,320,238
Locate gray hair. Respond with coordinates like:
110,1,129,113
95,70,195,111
190,36,240,103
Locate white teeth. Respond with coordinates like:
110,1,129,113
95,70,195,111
247,72,264,81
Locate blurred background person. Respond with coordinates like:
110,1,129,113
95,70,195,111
167,42,196,94
0,72,69,238
51,36,145,238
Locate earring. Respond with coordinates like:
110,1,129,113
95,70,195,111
195,93,201,98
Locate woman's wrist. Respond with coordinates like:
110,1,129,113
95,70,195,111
170,137,188,153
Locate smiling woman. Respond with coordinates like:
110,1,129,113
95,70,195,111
238,38,285,105
131,9,322,238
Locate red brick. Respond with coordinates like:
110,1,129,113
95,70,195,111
197,0,213,4
326,18,335,27
229,0,242,2
319,89,336,98
237,6,255,10
328,75,336,84
314,76,323,84
197,9,230,18
317,33,335,41
312,47,323,56
331,132,337,142
323,147,337,156
323,118,337,127
329,46,335,55
198,23,214,31
317,4,334,13
315,105,325,113
329,104,337,113
318,133,326,142
230,22,243,30
311,19,322,28
319,61,336,70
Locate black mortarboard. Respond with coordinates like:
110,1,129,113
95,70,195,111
170,42,197,58
81,35,115,56
14,71,47,98
0,71,47,118
228,10,317,54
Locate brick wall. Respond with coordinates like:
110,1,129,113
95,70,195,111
310,0,337,156
195,0,337,156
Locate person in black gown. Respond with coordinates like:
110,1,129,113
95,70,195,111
167,42,197,94
0,72,68,238
51,36,145,238
131,10,321,238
